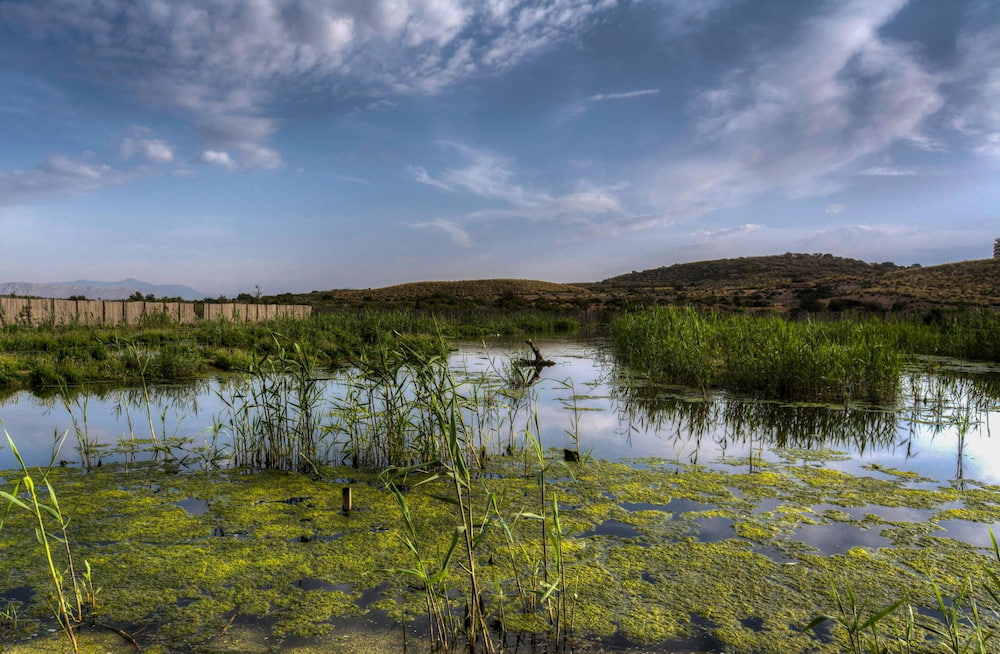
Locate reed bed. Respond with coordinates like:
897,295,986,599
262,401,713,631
610,308,904,402
0,309,578,390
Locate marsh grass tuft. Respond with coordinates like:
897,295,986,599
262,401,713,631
808,528,1000,653
218,338,324,473
0,431,97,653
612,308,903,402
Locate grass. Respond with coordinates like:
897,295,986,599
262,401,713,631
806,529,1000,653
610,307,1000,402
0,309,579,390
610,308,904,402
217,339,325,474
0,432,98,653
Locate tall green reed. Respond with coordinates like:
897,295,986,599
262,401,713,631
217,338,324,473
371,343,580,652
611,308,903,402
0,431,98,653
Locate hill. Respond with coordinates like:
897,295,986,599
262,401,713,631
589,254,1000,313
266,254,1000,316
268,279,595,312
598,253,899,288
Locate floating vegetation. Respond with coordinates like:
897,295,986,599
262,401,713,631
5,333,1000,652
1,447,999,652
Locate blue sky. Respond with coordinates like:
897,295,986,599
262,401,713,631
0,0,998,296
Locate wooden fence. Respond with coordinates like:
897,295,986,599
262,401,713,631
0,298,311,327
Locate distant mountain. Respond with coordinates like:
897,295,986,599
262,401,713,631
0,279,206,301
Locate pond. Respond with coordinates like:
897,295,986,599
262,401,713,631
1,337,1000,652
4,338,1000,486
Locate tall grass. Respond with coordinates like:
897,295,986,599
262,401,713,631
378,348,577,652
611,308,904,402
0,308,577,389
217,339,324,473
0,432,98,653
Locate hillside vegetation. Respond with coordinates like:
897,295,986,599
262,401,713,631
270,278,595,312
265,254,1000,315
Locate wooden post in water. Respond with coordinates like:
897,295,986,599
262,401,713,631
342,487,352,515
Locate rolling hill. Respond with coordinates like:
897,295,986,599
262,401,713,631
270,254,1000,315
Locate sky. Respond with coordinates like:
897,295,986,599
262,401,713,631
0,0,998,296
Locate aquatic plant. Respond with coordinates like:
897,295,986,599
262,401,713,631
807,529,1000,653
217,338,324,473
0,308,576,390
611,308,903,402
804,579,903,654
58,380,103,471
0,432,96,653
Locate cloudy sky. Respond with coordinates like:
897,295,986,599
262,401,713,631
1,0,997,295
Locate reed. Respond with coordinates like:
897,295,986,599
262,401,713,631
807,528,1000,653
217,338,324,473
0,432,97,653
381,367,498,652
0,308,576,389
364,343,582,651
804,580,903,654
611,308,903,402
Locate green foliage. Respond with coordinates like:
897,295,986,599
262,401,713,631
217,339,324,473
611,308,903,402
0,309,576,390
0,434,97,653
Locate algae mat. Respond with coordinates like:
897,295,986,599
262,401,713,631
2,452,1000,653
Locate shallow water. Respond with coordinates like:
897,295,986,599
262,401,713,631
2,337,1000,485
3,338,1000,652
2,337,1000,555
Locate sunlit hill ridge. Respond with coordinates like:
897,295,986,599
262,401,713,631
268,254,1000,314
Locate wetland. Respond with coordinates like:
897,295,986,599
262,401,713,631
2,320,1000,653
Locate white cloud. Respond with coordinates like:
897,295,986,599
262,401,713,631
566,88,660,116
0,153,127,206
637,0,942,230
408,218,472,247
692,223,762,239
414,142,624,220
236,143,283,170
0,0,623,170
119,126,174,163
197,150,237,170
648,0,734,34
905,133,945,152
825,203,846,214
588,89,659,103
411,165,454,191
859,166,916,176
950,14,1000,160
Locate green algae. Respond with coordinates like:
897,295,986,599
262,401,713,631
3,453,1000,652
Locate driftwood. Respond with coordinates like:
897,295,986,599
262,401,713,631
514,339,555,387
517,339,555,368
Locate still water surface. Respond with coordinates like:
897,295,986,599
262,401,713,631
4,337,1000,652
2,337,999,523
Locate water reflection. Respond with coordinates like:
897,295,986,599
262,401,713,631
611,372,900,462
1,341,1000,487
604,362,1000,485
